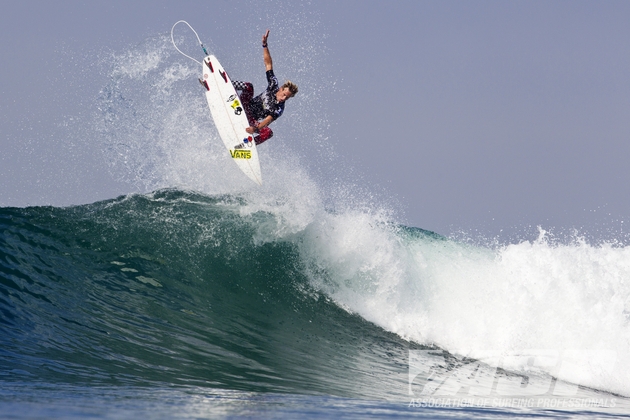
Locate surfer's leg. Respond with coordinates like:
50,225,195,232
232,81,253,100
255,127,273,145
232,80,248,90
232,81,255,124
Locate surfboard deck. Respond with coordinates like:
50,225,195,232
201,55,262,185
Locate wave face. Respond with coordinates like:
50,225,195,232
2,190,630,400
0,191,418,400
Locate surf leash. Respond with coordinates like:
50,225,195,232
171,20,208,65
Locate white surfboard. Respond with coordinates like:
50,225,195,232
200,55,262,185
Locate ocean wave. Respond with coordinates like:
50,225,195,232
2,190,630,400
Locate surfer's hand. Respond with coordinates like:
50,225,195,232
246,126,258,134
262,30,270,47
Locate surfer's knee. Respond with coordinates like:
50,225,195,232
255,127,273,145
260,127,273,140
242,82,254,95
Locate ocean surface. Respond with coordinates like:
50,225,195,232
2,190,630,418
3,29,630,419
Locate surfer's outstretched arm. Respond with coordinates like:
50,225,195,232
262,30,273,71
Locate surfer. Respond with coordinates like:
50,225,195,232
231,30,298,145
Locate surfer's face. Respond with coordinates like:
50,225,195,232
276,87,294,102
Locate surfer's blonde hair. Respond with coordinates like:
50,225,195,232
282,81,298,95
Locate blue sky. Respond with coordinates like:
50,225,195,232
2,0,630,240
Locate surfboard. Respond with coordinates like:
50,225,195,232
200,55,262,185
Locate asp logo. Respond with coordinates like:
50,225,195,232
230,149,251,159
408,349,617,397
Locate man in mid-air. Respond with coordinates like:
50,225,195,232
230,30,298,145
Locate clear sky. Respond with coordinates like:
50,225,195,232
2,0,630,241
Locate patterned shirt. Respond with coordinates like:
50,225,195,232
248,70,285,121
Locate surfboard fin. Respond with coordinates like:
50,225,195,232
198,78,210,91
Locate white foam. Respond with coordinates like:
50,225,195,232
298,219,630,396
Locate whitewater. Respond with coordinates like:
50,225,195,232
2,31,630,419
